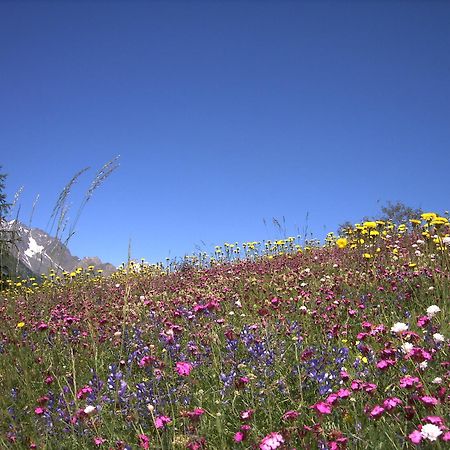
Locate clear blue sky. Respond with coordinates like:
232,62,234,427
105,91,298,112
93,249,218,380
1,1,449,267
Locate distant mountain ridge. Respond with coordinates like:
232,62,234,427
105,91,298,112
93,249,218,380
1,220,116,278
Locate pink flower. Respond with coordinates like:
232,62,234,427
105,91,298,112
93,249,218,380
400,375,419,388
282,410,299,421
337,388,351,399
76,386,93,400
154,415,172,429
34,407,45,415
376,359,396,370
259,432,284,450
93,437,106,446
312,402,332,415
240,409,254,420
326,393,339,405
369,405,385,419
442,432,450,441
138,434,150,450
409,429,422,444
175,361,193,376
417,315,430,327
422,416,444,426
139,355,155,367
383,397,402,410
420,396,439,407
234,432,245,442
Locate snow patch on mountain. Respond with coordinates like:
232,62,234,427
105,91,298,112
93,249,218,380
24,236,44,258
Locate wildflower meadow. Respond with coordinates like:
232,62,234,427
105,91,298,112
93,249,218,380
0,213,449,449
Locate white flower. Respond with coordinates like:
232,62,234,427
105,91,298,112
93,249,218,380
433,333,445,343
416,239,425,245
401,342,414,354
83,405,96,415
419,361,428,370
426,305,441,318
442,236,450,246
432,377,443,384
428,286,435,291
420,423,442,441
391,322,408,333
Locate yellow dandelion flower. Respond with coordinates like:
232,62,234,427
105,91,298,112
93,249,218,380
363,253,373,259
421,212,437,221
363,221,377,229
17,322,25,328
336,238,348,249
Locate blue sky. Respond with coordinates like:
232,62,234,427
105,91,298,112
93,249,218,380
1,1,449,267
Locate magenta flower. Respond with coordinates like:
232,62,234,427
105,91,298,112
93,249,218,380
383,397,402,410
175,361,193,376
420,396,439,407
337,388,351,399
34,407,45,415
259,432,284,450
376,359,396,370
138,434,150,449
409,429,422,444
369,405,385,419
422,416,444,426
76,386,93,400
234,425,251,442
400,375,420,388
282,410,299,421
154,415,172,429
240,409,255,420
312,402,332,415
138,355,155,367
93,437,106,446
234,431,245,443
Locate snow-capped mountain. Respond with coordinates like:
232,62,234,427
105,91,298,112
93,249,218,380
1,220,115,277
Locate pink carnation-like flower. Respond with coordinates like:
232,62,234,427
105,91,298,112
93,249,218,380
154,415,172,429
259,432,284,450
383,397,402,410
240,409,254,420
312,402,332,415
337,388,351,399
282,410,299,421
409,429,422,444
138,434,150,449
369,405,385,419
76,386,93,400
34,407,45,415
400,375,419,388
93,437,106,446
175,361,193,376
420,396,439,407
234,432,245,442
422,416,444,426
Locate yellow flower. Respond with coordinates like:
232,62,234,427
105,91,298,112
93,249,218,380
421,212,437,221
409,219,421,225
430,217,448,226
336,238,348,249
363,221,377,229
16,322,25,328
363,253,373,259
